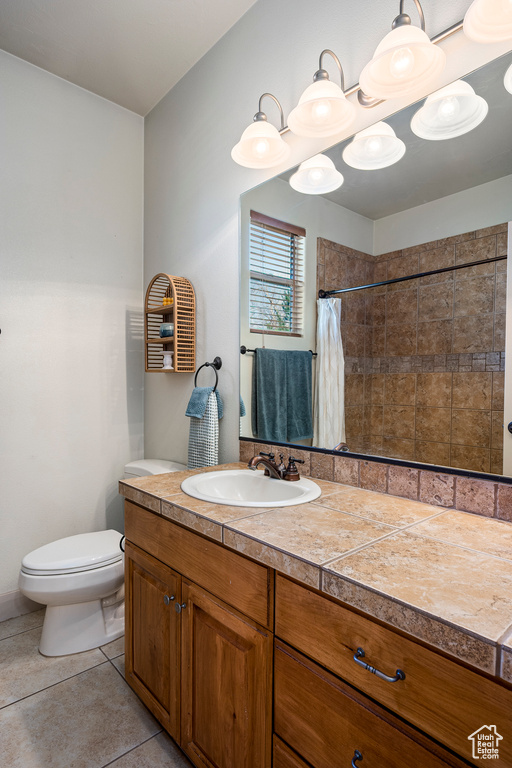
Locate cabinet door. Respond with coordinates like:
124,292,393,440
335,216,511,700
125,541,181,740
180,580,272,768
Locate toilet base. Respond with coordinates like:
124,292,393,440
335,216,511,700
39,592,124,657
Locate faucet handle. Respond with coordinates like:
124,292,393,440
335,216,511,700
289,456,304,464
260,451,275,460
284,456,304,482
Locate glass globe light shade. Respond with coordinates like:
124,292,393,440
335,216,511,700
410,80,488,140
287,79,356,138
504,61,512,94
342,122,406,170
289,154,344,195
231,119,290,169
359,25,446,99
464,0,512,43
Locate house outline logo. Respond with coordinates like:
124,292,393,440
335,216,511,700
468,725,503,760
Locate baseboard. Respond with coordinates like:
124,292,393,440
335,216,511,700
0,589,43,622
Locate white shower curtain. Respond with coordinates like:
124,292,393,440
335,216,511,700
314,298,345,449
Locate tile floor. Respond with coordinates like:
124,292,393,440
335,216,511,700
0,610,193,768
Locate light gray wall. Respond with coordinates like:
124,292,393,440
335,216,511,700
0,52,144,598
143,0,499,466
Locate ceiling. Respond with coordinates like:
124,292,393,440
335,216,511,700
280,51,512,220
0,0,257,115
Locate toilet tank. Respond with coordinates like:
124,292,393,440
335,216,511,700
124,459,187,478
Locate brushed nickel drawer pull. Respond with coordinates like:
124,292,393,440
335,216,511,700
175,602,187,614
354,647,405,682
163,594,175,606
352,749,363,767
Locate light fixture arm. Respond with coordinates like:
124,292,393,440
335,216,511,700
394,0,426,31
315,49,345,91
255,93,286,131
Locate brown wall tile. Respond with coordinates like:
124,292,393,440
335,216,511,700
491,450,504,475
415,441,451,466
419,283,454,321
345,374,365,405
452,372,492,410
455,235,497,268
334,456,360,487
383,405,415,439
372,327,386,356
419,245,455,284
345,406,364,438
369,405,384,435
239,441,255,462
419,471,455,507
386,253,420,279
437,231,474,248
310,452,334,481
388,466,419,500
360,460,388,492
386,323,417,356
455,476,495,516
450,445,491,473
415,407,451,442
451,409,491,448
492,411,504,449
452,315,493,354
384,373,416,405
386,289,418,325
492,372,505,411
382,437,415,460
454,276,494,317
494,313,506,352
370,374,385,404
416,372,452,407
417,320,452,354
495,273,506,314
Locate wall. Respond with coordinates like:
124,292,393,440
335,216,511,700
0,52,144,605
143,0,497,468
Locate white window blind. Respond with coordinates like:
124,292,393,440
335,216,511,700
249,210,305,336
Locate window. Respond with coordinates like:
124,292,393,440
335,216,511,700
249,210,305,336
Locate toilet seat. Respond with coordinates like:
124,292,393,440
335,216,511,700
21,530,123,576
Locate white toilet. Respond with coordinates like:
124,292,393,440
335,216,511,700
18,458,187,656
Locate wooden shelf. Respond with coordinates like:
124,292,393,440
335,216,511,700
144,274,195,373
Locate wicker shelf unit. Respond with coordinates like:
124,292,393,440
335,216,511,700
144,273,196,373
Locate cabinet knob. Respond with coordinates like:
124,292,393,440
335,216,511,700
353,647,405,683
163,595,175,606
175,602,187,614
351,750,363,767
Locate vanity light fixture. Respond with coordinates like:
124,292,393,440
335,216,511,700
342,122,406,170
359,0,446,100
504,61,512,93
287,50,356,138
410,80,488,140
231,93,291,169
289,154,344,195
464,0,512,42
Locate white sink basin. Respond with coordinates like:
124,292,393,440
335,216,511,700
181,469,321,508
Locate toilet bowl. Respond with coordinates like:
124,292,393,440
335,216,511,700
18,458,187,656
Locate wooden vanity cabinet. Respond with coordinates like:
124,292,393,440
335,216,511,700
124,501,273,768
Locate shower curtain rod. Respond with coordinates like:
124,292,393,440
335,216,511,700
318,254,507,298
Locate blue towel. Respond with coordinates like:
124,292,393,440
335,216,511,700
186,387,224,419
252,349,312,442
240,396,246,417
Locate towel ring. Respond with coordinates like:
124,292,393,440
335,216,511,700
194,356,222,392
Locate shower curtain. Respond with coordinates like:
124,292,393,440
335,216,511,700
314,298,345,449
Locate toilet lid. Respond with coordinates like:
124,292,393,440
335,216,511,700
21,530,123,575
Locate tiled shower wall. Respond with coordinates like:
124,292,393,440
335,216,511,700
317,223,507,474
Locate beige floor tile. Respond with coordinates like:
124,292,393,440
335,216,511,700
0,628,105,707
0,662,160,768
326,531,512,641
109,732,192,767
0,609,45,641
112,654,126,678
101,635,125,659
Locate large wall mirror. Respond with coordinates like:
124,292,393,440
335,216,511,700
240,49,512,479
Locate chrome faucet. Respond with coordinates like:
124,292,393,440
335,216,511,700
247,452,305,481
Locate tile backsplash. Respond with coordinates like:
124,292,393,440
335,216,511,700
239,439,512,522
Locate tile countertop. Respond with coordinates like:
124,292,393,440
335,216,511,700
119,463,512,680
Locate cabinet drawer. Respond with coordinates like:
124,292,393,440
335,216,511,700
273,737,310,768
125,501,273,628
276,575,512,766
275,641,465,768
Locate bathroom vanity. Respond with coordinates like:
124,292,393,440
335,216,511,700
120,465,512,768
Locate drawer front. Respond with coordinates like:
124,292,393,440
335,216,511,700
276,575,512,766
275,641,463,768
125,501,273,628
273,737,310,768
